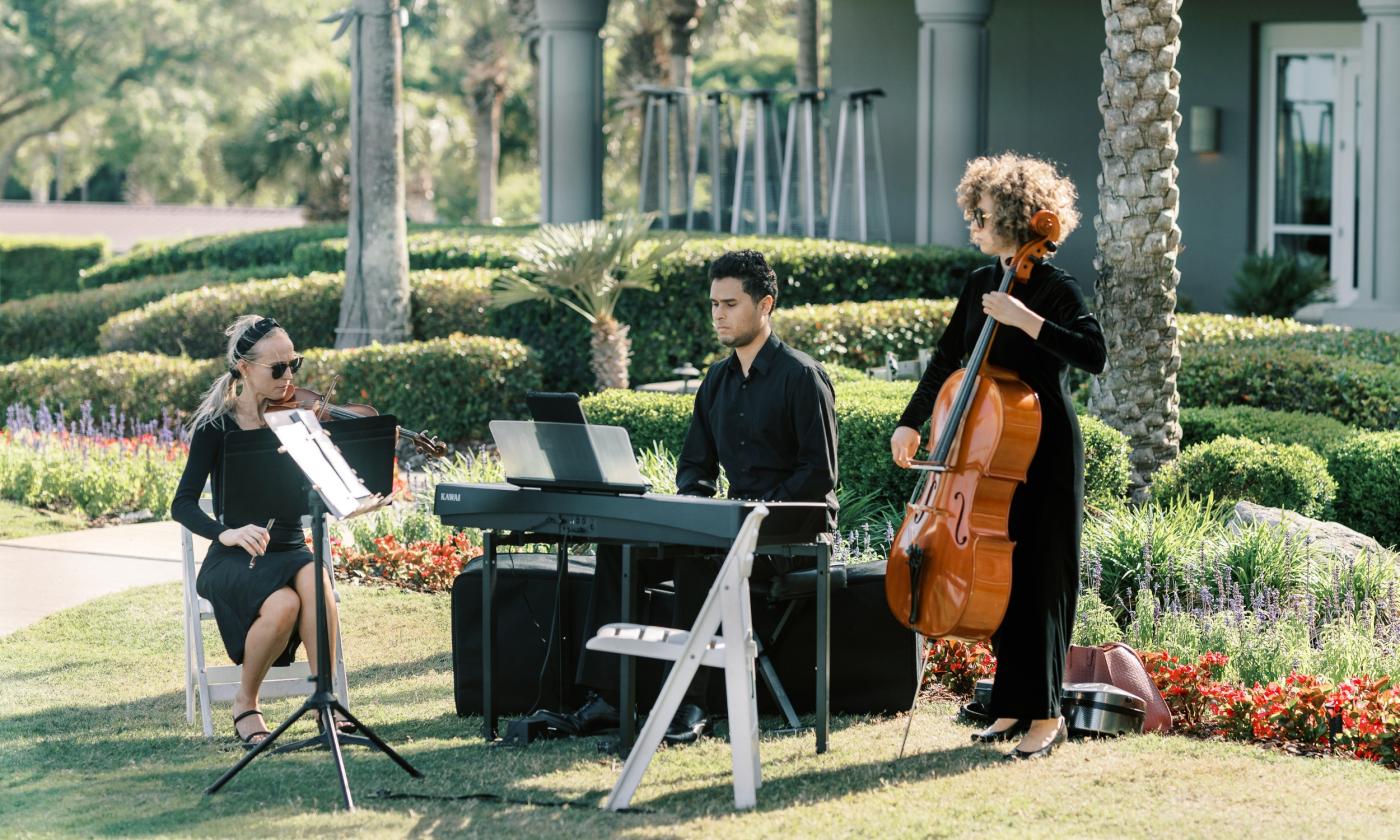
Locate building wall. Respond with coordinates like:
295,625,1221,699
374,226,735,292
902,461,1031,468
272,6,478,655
831,0,1363,312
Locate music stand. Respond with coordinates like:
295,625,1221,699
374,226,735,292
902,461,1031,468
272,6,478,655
204,410,423,810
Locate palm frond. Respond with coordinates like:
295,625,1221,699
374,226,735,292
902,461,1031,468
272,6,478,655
496,210,673,323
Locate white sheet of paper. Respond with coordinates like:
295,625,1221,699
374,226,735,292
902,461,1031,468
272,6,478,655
265,409,373,519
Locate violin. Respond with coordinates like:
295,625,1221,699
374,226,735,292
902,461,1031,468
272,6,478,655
885,210,1060,641
261,379,449,459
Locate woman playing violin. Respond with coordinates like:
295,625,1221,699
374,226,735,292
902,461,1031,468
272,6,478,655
890,154,1107,759
170,314,353,747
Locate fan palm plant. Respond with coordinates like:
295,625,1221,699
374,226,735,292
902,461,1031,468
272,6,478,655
491,211,683,390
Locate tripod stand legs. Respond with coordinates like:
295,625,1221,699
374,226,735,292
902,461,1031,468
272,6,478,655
204,494,422,811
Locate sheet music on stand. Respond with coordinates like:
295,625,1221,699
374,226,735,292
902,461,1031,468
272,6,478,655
264,409,388,520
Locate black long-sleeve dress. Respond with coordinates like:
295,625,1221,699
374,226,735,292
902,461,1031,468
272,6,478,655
896,260,1107,720
171,413,314,667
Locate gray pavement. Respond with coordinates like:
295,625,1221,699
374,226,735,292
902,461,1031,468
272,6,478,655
0,521,210,637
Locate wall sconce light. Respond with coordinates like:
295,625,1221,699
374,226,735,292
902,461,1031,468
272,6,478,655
1189,105,1220,154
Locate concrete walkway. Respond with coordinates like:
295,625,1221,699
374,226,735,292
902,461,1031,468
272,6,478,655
0,521,209,637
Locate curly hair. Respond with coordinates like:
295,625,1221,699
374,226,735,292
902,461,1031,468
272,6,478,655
708,249,779,305
956,153,1080,247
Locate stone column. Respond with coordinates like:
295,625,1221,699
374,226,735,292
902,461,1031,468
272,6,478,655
1359,0,1400,308
537,0,609,224
914,0,992,246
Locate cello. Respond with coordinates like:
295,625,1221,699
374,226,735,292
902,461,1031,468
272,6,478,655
885,210,1060,641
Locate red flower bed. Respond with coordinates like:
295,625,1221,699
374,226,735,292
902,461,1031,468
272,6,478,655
923,642,1400,769
331,532,481,593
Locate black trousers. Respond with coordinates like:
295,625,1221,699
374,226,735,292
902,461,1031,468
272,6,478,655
575,543,810,708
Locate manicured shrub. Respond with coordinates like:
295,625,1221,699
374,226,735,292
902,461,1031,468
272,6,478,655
1152,436,1337,518
1175,312,1338,347
0,335,538,443
772,298,957,371
0,353,218,422
1177,344,1400,431
300,334,540,443
1328,432,1400,549
0,264,296,363
290,229,523,274
79,224,349,287
97,268,496,357
1179,405,1357,455
579,386,1132,516
0,235,109,301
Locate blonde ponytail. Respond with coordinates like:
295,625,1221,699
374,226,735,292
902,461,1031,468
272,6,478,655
186,313,276,432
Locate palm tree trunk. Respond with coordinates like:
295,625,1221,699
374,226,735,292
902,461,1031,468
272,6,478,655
339,0,412,349
1088,0,1185,500
667,1,700,88
797,0,819,89
591,315,632,391
470,84,504,225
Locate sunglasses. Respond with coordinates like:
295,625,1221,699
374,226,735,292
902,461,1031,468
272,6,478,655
247,355,304,379
968,207,988,230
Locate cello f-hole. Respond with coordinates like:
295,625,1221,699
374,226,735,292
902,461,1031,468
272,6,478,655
953,492,969,546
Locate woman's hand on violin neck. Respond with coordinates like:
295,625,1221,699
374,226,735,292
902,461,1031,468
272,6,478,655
891,426,921,468
981,292,1044,339
220,523,271,557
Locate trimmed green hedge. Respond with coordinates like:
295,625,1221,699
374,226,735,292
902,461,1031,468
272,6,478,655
0,235,109,301
97,269,496,357
296,233,985,389
79,224,349,288
0,335,538,442
0,264,296,363
581,384,1132,515
1179,405,1357,455
772,298,957,371
0,353,218,422
1328,432,1400,549
1152,436,1337,518
1176,344,1400,431
290,230,524,274
302,334,540,443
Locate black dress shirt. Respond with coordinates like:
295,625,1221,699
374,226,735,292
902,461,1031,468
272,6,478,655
676,332,839,524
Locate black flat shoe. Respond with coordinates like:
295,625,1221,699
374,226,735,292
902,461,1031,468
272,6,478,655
569,691,620,735
971,719,1029,743
232,709,270,749
663,703,708,745
1006,719,1068,760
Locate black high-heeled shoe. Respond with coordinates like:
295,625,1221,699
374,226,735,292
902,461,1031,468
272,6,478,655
1005,718,1067,760
970,719,1030,743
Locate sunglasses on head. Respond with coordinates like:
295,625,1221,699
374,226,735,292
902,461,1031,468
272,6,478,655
247,355,304,379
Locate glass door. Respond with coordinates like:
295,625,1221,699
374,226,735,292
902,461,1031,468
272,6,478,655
1258,24,1362,306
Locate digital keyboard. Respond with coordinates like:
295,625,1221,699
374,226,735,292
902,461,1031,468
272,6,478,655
433,482,829,548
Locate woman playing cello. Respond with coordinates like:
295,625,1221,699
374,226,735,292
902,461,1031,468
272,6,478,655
890,154,1107,759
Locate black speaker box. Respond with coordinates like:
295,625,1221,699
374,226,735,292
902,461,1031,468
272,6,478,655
451,554,920,719
451,553,596,717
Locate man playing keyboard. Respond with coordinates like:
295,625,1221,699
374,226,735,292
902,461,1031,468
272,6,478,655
569,249,840,744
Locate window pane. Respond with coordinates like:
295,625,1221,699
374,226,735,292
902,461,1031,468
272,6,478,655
1273,233,1331,269
1275,54,1335,226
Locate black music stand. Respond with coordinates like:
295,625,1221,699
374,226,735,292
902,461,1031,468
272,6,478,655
204,411,423,810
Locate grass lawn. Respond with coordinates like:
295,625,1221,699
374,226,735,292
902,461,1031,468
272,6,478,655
0,499,89,540
4,583,1400,839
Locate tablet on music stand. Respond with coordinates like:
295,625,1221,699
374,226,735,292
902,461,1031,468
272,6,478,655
526,391,589,425
490,420,651,495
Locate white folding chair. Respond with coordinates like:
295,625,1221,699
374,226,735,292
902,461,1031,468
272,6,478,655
182,495,350,738
586,505,769,811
